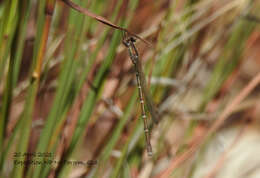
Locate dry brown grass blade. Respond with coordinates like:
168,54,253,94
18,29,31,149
207,72,260,136
61,0,152,46
155,72,260,178
156,125,206,178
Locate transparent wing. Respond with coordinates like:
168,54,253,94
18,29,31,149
136,60,159,124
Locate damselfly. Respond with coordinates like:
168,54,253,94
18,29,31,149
122,33,159,156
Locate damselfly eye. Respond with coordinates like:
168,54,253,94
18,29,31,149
130,37,136,43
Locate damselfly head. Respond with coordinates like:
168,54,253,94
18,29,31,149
129,37,136,43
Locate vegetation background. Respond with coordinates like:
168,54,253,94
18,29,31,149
1,0,260,177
